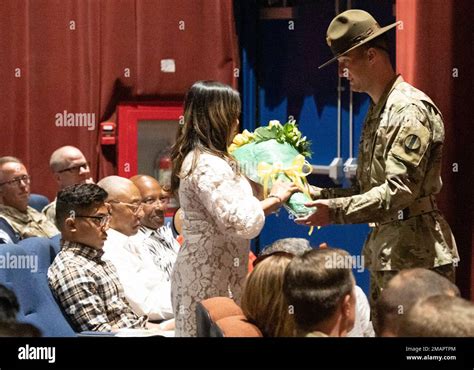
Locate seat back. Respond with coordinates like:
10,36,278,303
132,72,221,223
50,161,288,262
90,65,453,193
0,240,76,337
0,217,20,244
196,297,244,337
49,234,61,261
210,315,263,337
28,194,50,212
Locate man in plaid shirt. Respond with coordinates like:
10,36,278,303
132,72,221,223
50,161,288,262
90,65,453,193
48,183,148,332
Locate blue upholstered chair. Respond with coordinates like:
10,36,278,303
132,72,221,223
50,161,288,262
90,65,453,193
0,217,20,244
0,239,76,337
49,234,61,258
28,193,50,213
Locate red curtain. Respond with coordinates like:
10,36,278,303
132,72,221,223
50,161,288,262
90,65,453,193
0,0,239,198
396,0,474,299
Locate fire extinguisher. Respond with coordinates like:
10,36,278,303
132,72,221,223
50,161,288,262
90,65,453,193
155,153,172,189
154,152,178,216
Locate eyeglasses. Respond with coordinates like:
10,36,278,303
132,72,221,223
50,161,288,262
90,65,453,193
108,200,143,214
0,175,31,187
57,162,90,174
143,197,169,206
75,214,111,228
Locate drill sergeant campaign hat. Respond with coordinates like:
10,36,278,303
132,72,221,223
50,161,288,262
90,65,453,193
319,9,400,69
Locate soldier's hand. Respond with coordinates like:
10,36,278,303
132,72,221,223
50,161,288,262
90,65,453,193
295,199,331,227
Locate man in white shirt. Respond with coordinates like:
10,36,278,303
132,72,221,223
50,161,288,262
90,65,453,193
130,175,179,284
97,176,174,323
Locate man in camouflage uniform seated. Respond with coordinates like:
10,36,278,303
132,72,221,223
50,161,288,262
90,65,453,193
0,156,59,240
296,10,459,313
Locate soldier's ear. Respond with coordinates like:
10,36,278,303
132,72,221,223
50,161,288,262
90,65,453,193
367,47,377,64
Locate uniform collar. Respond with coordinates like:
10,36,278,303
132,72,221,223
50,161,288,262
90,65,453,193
0,205,38,222
370,74,404,118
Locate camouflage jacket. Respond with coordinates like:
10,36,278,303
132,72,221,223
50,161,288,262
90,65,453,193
42,199,57,227
0,204,59,240
316,75,459,271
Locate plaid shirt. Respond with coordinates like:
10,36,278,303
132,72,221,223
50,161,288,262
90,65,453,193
48,240,147,332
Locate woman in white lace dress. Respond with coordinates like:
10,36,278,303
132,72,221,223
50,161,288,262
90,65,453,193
170,81,297,336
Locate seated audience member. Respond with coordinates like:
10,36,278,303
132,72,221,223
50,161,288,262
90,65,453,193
98,176,174,322
374,268,460,337
0,156,59,240
283,248,356,337
253,237,312,267
349,285,375,337
0,284,42,337
399,295,474,337
48,183,148,332
254,238,374,337
241,254,295,337
43,146,93,225
0,284,20,323
130,175,179,282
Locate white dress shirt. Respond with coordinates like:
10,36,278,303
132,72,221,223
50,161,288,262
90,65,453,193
347,285,375,337
103,228,174,321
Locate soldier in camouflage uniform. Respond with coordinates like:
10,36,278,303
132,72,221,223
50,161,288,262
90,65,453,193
0,156,59,240
296,10,459,311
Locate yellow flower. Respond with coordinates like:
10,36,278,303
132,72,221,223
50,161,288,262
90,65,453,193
232,134,247,146
228,143,238,153
242,129,254,140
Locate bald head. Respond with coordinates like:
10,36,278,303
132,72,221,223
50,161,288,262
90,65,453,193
97,176,143,236
130,175,167,230
375,268,460,337
130,175,161,192
50,146,93,189
399,295,474,337
98,176,138,200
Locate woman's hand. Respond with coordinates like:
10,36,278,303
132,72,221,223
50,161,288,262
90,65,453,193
269,180,299,203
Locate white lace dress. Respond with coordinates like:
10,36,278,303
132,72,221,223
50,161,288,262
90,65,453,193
171,150,265,337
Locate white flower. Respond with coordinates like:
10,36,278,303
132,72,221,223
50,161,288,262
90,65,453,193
269,120,282,128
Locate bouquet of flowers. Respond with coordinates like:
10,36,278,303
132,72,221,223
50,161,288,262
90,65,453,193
229,119,314,217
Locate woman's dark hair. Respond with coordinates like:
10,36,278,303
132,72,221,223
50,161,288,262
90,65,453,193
0,284,19,323
170,81,241,193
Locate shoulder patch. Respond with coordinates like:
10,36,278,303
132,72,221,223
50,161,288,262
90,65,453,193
404,134,421,150
391,121,431,167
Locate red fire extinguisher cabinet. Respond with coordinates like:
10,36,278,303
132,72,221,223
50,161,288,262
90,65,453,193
116,103,183,178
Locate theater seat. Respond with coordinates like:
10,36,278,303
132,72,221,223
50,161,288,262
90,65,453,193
49,234,61,260
28,194,50,213
0,217,19,244
210,315,263,337
196,297,244,337
0,240,76,337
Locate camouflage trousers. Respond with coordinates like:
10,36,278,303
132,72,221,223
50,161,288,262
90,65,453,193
369,263,455,322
